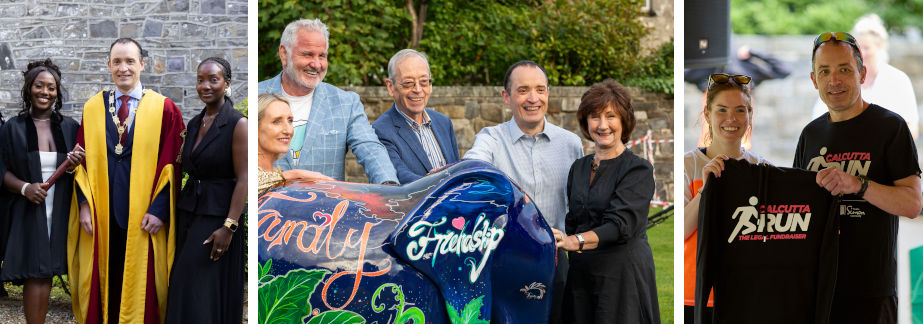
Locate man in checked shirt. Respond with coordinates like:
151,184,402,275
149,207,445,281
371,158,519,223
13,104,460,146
464,60,583,324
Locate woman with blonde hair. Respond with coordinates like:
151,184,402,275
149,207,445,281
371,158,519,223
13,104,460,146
258,93,332,194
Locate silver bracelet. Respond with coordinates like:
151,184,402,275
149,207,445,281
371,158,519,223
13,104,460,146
20,183,29,196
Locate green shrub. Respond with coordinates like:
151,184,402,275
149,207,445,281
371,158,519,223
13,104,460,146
731,0,869,35
257,0,672,93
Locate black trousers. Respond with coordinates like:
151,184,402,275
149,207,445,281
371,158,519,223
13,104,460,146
108,222,127,322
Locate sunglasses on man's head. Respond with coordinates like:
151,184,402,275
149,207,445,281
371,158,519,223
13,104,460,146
707,73,751,89
813,32,859,51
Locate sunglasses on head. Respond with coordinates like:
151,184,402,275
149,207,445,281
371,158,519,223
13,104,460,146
813,32,859,51
707,73,751,89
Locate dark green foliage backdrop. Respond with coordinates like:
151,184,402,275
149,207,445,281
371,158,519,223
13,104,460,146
258,0,673,93
731,0,923,35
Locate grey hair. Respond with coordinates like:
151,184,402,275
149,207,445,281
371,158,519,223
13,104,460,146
280,18,329,52
387,49,431,82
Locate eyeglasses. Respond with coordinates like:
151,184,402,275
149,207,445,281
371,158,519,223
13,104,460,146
707,73,751,89
813,32,859,52
398,78,433,90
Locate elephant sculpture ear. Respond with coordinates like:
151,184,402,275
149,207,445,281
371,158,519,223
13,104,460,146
389,164,515,322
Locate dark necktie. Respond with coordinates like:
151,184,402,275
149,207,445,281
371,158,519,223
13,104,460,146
118,95,131,146
118,95,130,124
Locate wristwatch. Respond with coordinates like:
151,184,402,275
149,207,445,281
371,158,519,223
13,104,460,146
223,218,239,232
856,175,870,198
575,233,586,252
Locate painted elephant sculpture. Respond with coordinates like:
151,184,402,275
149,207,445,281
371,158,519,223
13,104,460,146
257,160,557,323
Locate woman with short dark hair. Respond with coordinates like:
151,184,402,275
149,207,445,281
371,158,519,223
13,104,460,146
166,57,247,323
552,79,659,323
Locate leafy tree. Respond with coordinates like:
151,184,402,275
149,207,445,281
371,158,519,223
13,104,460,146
731,0,869,35
872,0,923,32
257,0,673,93
419,0,533,85
624,39,674,94
527,0,649,86
258,0,407,85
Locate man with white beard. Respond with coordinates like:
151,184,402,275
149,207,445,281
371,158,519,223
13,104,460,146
258,18,398,184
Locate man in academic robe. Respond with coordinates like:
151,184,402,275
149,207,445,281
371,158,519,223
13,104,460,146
67,38,185,324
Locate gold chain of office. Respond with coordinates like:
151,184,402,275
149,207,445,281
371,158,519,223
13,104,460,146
108,89,148,154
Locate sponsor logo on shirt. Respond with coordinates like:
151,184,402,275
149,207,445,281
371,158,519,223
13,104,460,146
839,204,866,218
806,146,871,177
728,196,812,243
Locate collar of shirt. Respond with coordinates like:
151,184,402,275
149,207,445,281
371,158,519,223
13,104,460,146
115,82,143,102
395,105,431,130
114,83,143,128
503,117,551,144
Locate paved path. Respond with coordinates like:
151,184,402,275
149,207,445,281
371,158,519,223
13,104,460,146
0,282,249,323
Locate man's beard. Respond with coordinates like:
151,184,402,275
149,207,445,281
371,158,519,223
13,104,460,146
284,55,325,91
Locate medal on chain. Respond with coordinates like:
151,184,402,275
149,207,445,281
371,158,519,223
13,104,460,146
109,89,147,154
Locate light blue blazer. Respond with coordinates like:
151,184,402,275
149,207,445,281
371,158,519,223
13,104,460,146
258,73,398,184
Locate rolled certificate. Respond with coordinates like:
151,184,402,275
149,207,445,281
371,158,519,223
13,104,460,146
41,144,85,190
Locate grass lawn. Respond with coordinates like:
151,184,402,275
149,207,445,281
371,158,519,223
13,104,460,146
648,206,674,324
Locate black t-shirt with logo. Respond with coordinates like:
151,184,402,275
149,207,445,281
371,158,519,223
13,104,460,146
794,104,921,298
696,159,839,324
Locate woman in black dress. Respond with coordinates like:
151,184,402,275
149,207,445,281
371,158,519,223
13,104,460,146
0,59,82,323
551,79,659,323
166,57,247,323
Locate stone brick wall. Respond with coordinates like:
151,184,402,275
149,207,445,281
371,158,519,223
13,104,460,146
0,0,248,122
640,0,674,55
344,86,675,203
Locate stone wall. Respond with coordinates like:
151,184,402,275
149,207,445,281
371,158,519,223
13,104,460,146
0,0,248,122
344,86,675,203
640,0,674,55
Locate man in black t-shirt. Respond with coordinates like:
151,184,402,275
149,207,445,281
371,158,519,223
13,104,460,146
794,32,922,324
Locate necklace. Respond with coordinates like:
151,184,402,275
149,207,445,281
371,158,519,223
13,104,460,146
108,89,148,154
31,117,50,122
201,112,218,128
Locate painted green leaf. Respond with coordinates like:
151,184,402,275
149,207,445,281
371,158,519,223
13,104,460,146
396,307,426,324
446,297,489,324
258,268,328,324
259,275,275,286
446,303,462,324
259,260,274,286
305,310,366,324
460,296,489,324
260,259,272,278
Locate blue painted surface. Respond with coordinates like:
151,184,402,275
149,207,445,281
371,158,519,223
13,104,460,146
258,160,556,323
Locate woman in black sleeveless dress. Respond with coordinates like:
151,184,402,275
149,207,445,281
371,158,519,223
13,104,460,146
165,57,247,323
